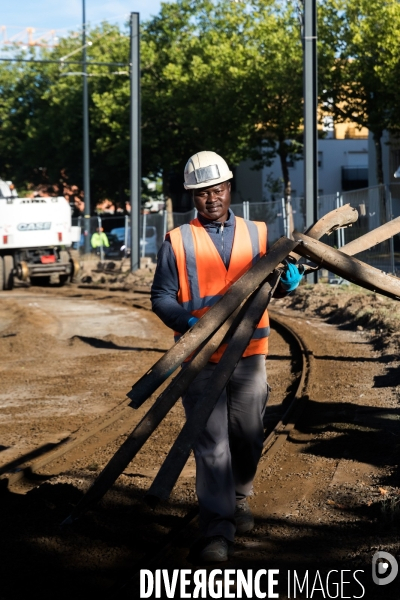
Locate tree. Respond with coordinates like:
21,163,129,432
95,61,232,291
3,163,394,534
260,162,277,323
0,2,308,209
319,0,400,185
140,0,306,205
245,0,304,201
0,24,131,205
0,51,65,186
140,0,271,203
3,0,399,210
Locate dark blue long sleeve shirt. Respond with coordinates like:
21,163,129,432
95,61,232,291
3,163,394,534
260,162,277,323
151,210,236,333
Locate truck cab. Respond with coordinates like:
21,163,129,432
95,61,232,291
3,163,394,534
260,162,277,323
0,180,80,290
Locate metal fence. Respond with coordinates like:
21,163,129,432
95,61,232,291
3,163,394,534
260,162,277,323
73,183,400,275
318,184,400,274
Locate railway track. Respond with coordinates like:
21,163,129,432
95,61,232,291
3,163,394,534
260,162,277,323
0,288,157,492
1,289,397,600
1,301,311,565
108,309,314,597
0,308,306,491
108,305,396,599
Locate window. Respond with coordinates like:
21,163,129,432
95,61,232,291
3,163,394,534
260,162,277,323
341,166,368,191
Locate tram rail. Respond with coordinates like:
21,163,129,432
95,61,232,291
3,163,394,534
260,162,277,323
0,303,309,506
110,309,312,596
1,283,396,600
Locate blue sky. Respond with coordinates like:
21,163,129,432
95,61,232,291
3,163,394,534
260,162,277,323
1,0,169,43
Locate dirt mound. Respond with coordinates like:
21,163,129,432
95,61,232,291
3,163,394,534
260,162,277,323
275,283,400,350
78,258,154,291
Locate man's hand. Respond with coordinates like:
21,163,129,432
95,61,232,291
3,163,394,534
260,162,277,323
279,261,304,292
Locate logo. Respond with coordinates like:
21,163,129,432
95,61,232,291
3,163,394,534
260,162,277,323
17,222,51,231
372,551,398,586
21,198,46,203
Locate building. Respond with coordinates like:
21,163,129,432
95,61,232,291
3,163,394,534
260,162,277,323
234,123,369,204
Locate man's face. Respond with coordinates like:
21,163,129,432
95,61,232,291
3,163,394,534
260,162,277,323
193,181,231,222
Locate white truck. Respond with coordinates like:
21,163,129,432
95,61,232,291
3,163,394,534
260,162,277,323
0,179,80,290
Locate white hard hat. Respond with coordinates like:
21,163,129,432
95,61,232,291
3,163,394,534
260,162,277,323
184,151,233,190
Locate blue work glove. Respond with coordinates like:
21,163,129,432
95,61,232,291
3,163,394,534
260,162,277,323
187,316,199,328
279,261,304,292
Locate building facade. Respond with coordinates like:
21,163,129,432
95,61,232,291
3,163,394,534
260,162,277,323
234,137,369,205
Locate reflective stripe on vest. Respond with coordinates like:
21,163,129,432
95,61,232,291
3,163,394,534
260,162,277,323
169,216,270,362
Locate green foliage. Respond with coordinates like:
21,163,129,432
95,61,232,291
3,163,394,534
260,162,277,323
141,0,276,187
0,0,399,208
0,24,131,203
0,1,305,206
319,0,400,184
141,0,305,199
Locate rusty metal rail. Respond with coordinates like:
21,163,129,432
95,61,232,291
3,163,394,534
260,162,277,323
0,400,139,489
1,308,311,599
61,205,386,524
110,312,310,596
261,309,313,456
293,233,400,300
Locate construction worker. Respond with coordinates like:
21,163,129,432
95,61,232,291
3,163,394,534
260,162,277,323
151,151,302,563
90,227,110,251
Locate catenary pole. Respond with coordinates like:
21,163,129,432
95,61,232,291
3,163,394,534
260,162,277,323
82,0,91,254
303,0,318,281
130,12,141,272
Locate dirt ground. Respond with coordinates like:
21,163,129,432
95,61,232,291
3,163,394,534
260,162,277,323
0,275,399,600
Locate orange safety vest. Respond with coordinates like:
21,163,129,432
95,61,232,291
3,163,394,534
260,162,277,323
168,216,270,362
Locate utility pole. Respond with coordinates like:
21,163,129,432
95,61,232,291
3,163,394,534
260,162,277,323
302,0,318,281
130,12,141,272
303,0,318,228
82,0,91,254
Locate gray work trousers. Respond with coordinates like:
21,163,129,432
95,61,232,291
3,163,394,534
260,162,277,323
182,354,269,542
